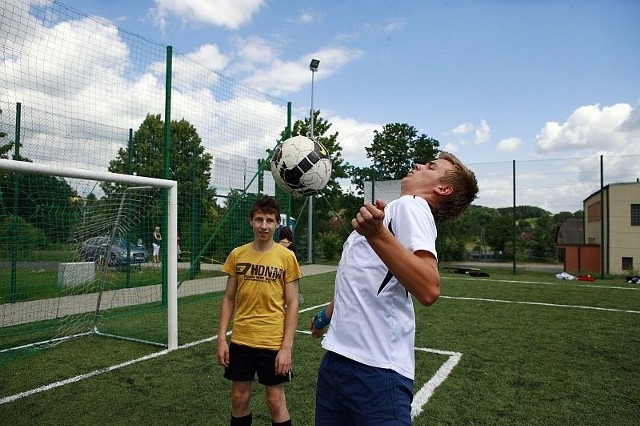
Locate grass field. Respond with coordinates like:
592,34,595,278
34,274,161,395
1,268,639,425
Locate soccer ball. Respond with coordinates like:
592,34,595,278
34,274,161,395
270,135,332,197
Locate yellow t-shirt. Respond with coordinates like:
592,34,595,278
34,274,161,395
222,242,302,350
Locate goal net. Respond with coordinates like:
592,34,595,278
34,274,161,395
0,159,178,363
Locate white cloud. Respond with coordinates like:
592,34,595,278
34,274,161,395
1,3,287,176
188,44,230,70
363,19,406,34
324,114,381,167
241,46,363,96
442,143,459,154
448,119,491,145
296,12,314,24
535,103,640,155
496,137,523,153
474,119,491,144
152,0,264,30
451,122,473,135
233,36,279,65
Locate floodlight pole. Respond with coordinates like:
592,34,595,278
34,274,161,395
308,59,319,264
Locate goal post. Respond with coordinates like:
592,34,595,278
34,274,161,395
0,159,178,353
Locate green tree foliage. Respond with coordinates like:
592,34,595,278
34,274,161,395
0,138,80,244
0,141,13,158
497,205,549,221
351,123,440,193
484,215,514,252
316,231,344,261
525,214,559,262
106,114,218,252
0,215,49,253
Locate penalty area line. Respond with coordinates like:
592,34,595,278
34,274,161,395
411,348,462,420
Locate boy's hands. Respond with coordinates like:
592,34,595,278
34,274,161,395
275,346,292,376
216,338,229,367
352,200,386,237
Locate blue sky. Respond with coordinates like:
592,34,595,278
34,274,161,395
3,0,639,211
52,0,639,168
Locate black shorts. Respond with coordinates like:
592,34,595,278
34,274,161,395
224,342,293,386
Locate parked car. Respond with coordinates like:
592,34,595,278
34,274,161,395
79,236,149,267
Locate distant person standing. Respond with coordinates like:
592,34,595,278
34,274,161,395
152,226,162,263
278,226,296,255
278,226,303,304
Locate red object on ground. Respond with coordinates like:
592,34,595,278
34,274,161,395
577,274,596,282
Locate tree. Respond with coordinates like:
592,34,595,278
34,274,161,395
106,114,218,252
484,215,514,252
526,214,559,262
351,123,440,193
0,133,79,244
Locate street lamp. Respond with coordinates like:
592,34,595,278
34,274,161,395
307,59,319,263
309,59,319,139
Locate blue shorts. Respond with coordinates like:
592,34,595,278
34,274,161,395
315,351,413,426
224,343,292,386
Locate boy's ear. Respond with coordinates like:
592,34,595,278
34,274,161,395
436,184,453,196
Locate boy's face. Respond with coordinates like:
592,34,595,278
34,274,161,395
250,210,279,242
401,159,455,195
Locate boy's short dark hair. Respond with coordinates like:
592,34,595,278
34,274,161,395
250,195,281,220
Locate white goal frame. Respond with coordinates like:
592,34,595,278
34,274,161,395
0,159,179,350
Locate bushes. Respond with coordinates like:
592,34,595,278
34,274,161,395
317,231,343,261
0,215,50,256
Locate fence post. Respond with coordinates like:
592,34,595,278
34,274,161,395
10,102,22,302
512,159,516,275
600,155,605,278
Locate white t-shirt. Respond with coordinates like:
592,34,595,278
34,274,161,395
321,195,437,380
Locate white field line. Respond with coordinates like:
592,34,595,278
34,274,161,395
4,294,635,407
411,348,462,420
440,295,640,314
1,299,458,417
444,276,640,291
0,305,333,405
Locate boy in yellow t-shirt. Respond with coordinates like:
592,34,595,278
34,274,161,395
216,195,302,426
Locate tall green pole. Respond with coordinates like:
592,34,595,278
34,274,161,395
161,46,173,306
10,102,22,302
512,160,516,275
190,139,201,277
125,128,133,286
286,102,292,225
600,155,605,278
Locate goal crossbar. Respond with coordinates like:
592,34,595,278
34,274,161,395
0,159,179,351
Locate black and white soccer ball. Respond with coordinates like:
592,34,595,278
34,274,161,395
270,135,332,197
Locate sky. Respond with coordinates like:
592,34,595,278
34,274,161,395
2,0,639,212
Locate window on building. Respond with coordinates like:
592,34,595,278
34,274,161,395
622,257,634,271
631,204,640,226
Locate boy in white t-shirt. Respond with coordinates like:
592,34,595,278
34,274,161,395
311,152,478,425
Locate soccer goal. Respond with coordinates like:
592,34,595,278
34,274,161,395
0,159,178,360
